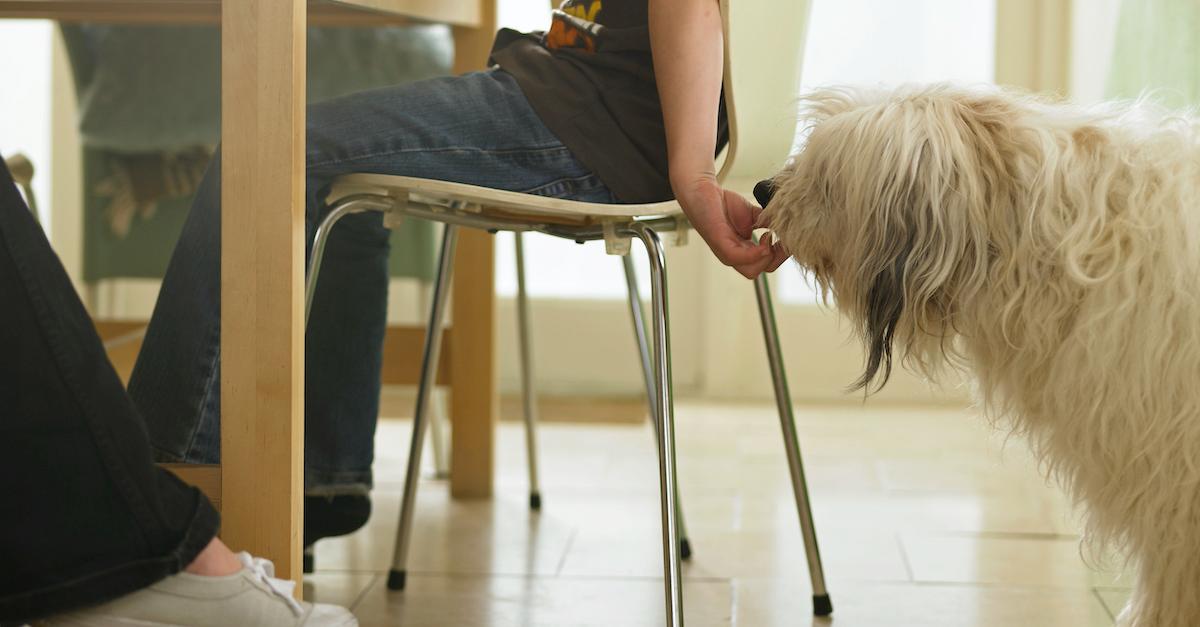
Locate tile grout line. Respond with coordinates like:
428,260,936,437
1091,587,1117,623
729,578,740,627
895,532,915,582
554,527,580,577
348,573,382,612
330,569,737,584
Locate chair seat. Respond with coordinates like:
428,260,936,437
330,174,683,224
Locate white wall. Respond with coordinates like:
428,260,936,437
732,0,991,404
0,21,53,230
778,0,996,305
1070,0,1123,103
0,24,85,292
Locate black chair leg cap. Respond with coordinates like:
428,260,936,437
387,570,407,591
813,594,833,616
302,552,314,574
530,492,542,510
680,538,693,560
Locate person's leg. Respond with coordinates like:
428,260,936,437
0,160,218,622
129,70,616,497
0,159,357,627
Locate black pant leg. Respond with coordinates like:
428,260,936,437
0,160,219,624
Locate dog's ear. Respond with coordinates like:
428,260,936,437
851,246,910,393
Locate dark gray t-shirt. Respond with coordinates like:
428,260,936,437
490,0,726,203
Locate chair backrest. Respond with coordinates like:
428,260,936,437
716,0,813,186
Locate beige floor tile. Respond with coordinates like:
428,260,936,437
352,575,732,627
680,527,908,582
543,494,907,581
312,487,574,576
302,572,378,609
1094,588,1132,621
876,456,1050,495
901,534,1122,588
736,580,1114,627
814,490,1067,536
323,400,1138,626
553,522,816,581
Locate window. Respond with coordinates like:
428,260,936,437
776,0,997,304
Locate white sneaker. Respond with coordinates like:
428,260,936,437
45,552,357,627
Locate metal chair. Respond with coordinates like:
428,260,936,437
304,1,828,624
491,231,694,530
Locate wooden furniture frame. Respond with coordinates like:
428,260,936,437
1,0,499,586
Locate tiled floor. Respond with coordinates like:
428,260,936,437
305,396,1133,626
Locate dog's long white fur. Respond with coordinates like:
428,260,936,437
765,85,1200,626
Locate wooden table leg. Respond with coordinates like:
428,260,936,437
448,230,496,498
447,0,498,499
220,0,306,583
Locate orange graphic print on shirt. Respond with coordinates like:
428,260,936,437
545,0,603,53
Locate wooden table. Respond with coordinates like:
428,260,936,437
0,0,499,585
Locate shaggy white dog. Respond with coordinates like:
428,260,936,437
759,85,1200,626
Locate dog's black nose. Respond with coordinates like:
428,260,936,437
753,179,776,208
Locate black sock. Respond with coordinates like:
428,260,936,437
303,494,371,547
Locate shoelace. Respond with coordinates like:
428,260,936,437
237,552,304,616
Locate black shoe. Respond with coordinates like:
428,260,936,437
303,494,371,548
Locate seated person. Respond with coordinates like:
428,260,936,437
127,0,788,554
0,160,354,626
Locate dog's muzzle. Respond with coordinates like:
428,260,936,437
753,179,776,208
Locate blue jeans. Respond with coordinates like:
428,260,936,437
128,69,616,494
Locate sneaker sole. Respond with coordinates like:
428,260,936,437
47,615,187,627
48,614,357,627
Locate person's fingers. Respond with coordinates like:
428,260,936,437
733,262,760,280
732,247,777,280
716,239,771,267
680,185,776,275
766,243,790,272
723,191,762,239
698,222,771,267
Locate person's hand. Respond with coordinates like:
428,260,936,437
674,176,789,279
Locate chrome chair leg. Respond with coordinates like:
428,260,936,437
305,199,384,325
303,198,389,575
630,223,684,627
514,232,543,510
621,254,691,559
418,282,451,479
388,224,459,591
753,274,832,617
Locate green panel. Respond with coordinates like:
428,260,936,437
82,147,438,283
82,149,186,282
70,24,451,285
387,218,438,281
